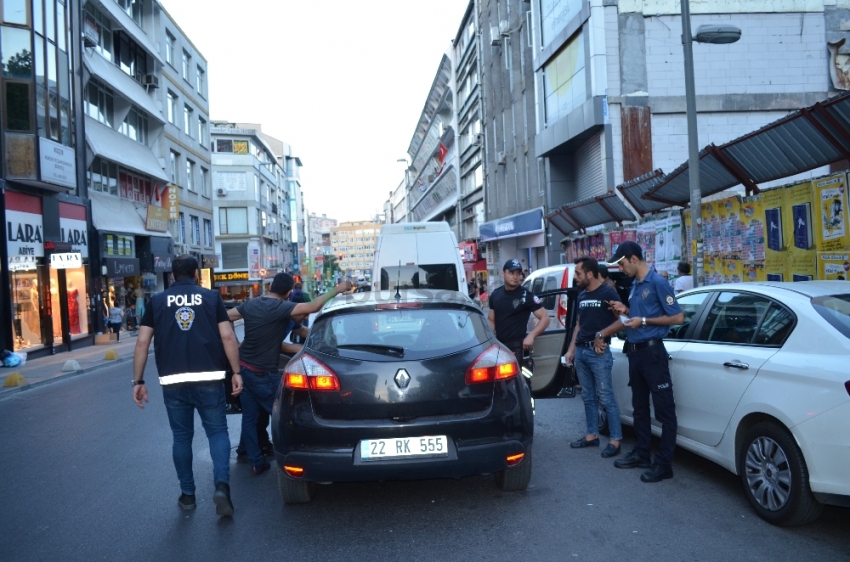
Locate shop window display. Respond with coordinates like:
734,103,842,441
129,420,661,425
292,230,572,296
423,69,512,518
10,268,44,351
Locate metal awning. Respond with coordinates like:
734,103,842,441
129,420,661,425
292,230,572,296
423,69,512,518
617,169,672,216
546,193,637,235
90,192,173,238
83,51,165,123
85,117,170,182
644,90,850,205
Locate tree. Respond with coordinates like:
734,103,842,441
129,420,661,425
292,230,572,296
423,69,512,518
3,49,33,79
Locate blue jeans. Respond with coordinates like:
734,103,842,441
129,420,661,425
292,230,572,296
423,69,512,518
574,346,623,441
162,382,231,495
240,367,281,466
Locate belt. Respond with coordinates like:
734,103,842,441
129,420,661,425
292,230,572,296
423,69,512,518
624,338,663,353
577,339,611,348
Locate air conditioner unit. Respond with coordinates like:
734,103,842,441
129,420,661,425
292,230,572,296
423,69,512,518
216,187,227,196
496,151,507,165
473,133,484,146
490,26,501,46
142,74,159,88
499,20,511,37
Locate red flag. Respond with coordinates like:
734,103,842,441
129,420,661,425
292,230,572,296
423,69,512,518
436,142,448,175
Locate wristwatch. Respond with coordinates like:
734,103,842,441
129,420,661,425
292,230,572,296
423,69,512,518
132,379,145,386
595,332,603,340
641,317,647,328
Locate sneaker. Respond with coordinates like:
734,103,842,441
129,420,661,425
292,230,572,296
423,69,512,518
614,449,652,469
641,463,674,483
213,482,234,516
252,461,270,476
178,493,196,511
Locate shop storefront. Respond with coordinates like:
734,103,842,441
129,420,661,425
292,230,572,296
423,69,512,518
460,240,488,296
211,270,255,304
480,207,547,277
200,254,219,289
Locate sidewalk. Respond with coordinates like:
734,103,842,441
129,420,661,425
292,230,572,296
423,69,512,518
0,331,145,400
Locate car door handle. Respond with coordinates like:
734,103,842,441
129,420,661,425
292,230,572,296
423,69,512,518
723,361,749,370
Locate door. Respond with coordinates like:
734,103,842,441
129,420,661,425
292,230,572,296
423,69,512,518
672,291,786,446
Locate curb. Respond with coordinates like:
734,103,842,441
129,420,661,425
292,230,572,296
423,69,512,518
0,350,152,402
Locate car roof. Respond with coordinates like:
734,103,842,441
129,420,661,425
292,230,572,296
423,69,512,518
681,281,850,299
321,289,476,314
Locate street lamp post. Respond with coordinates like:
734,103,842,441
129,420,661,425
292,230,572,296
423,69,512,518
681,1,740,287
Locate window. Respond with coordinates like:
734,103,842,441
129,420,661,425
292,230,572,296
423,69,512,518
169,150,179,184
120,106,147,144
667,292,711,340
167,91,177,124
183,105,192,136
200,167,209,197
203,219,212,246
87,157,119,195
754,304,795,346
186,159,194,191
190,215,200,245
115,31,148,82
379,264,458,291
698,292,773,344
179,212,186,243
196,65,205,95
83,4,113,61
221,242,248,269
85,79,114,126
182,49,190,81
219,207,248,235
2,0,29,25
197,117,206,145
115,0,143,27
543,30,587,125
165,30,175,66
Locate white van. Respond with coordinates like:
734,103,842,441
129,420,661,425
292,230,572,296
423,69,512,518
373,222,466,292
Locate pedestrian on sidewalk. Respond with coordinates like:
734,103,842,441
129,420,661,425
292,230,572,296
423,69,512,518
107,304,124,341
227,273,352,476
564,256,624,458
132,255,243,516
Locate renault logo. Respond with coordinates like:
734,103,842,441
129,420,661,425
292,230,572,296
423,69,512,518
394,369,411,389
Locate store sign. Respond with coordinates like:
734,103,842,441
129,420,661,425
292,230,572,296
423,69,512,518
6,192,44,259
480,208,545,241
165,185,179,220
39,137,77,189
50,252,82,269
153,255,173,272
202,254,219,268
460,242,478,263
104,257,140,276
213,271,249,283
59,203,88,258
8,256,37,271
146,205,170,232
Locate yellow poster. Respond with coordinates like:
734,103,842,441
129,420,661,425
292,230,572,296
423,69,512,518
817,252,850,281
760,188,786,281
741,195,766,281
785,181,816,281
812,173,850,252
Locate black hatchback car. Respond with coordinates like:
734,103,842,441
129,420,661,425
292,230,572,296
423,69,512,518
271,289,535,503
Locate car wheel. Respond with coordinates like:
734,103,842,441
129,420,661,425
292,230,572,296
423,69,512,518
278,466,316,504
598,405,610,437
739,422,823,526
495,447,533,492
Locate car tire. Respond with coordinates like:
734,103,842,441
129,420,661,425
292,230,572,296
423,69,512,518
278,466,316,504
739,422,823,526
495,447,533,492
598,405,610,437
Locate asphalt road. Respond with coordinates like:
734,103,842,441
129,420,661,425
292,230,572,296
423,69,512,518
1,361,848,562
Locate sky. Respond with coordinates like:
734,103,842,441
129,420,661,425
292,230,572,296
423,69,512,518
160,0,471,223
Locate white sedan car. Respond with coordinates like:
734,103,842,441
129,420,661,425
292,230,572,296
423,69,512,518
608,281,850,526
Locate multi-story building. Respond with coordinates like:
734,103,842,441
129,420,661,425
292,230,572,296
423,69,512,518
210,122,291,301
306,212,337,260
255,129,298,271
330,220,381,277
1,0,88,357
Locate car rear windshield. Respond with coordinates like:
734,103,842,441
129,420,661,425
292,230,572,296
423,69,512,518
307,307,490,358
380,264,458,291
811,294,850,340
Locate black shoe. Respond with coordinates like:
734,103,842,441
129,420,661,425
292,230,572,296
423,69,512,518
260,443,274,457
641,464,674,483
213,482,234,516
178,493,196,511
601,443,621,458
614,449,652,469
252,462,270,476
235,451,248,464
570,436,600,448
225,404,242,415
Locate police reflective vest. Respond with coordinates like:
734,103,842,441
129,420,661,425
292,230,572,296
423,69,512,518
149,279,229,385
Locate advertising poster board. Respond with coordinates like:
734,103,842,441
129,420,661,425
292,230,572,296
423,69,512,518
812,173,850,252
637,221,656,264
741,196,766,281
817,252,850,281
760,188,787,281
786,181,816,281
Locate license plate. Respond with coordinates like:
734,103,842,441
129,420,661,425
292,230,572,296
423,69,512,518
387,316,413,323
360,435,448,461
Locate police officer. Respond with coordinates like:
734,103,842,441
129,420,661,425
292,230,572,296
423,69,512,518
132,255,243,516
487,259,550,367
604,241,683,483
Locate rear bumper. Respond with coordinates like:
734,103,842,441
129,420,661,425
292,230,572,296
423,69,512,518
275,438,532,482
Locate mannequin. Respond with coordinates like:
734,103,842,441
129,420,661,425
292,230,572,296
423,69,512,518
134,286,145,324
67,280,80,334
26,279,39,330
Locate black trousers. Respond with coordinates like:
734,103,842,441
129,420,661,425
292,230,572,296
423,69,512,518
627,343,677,466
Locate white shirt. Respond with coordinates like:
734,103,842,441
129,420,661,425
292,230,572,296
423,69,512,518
674,275,694,294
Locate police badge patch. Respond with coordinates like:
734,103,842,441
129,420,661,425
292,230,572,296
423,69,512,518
512,299,520,308
665,295,675,305
533,295,542,304
175,306,195,331
642,288,650,299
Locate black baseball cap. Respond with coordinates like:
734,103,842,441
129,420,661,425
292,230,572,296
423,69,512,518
608,241,643,264
503,259,523,272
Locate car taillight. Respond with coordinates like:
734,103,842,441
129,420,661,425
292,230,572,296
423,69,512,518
845,381,850,397
466,344,518,384
556,268,570,327
284,354,340,391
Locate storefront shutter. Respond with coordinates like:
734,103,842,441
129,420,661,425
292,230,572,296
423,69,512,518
575,132,603,201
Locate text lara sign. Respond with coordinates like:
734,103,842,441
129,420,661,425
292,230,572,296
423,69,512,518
6,192,44,259
50,252,82,269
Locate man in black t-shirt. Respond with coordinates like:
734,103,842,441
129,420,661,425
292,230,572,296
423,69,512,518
487,259,550,366
564,256,624,458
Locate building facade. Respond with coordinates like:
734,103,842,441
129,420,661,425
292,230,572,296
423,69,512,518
330,220,381,277
1,0,88,357
210,122,291,302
